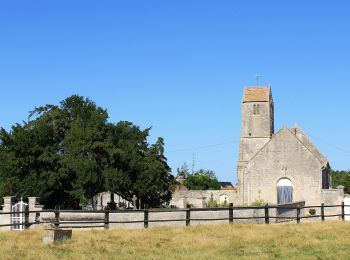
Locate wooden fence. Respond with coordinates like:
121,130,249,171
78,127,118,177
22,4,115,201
0,203,348,230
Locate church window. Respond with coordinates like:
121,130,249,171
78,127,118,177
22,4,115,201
277,178,293,204
253,104,260,115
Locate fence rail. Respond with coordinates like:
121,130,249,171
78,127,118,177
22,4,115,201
1,203,349,230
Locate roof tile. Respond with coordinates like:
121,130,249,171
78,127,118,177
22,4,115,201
243,86,271,102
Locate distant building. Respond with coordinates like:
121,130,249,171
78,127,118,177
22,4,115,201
219,182,235,190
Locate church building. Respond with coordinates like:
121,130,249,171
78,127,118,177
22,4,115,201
237,86,342,206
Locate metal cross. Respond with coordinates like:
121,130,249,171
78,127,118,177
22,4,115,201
255,73,262,86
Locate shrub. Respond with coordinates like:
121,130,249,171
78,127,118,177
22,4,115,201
207,197,218,208
309,208,316,215
251,198,265,207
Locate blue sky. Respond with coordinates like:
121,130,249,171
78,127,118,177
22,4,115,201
1,1,350,184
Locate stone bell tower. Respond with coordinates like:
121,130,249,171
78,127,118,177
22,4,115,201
239,86,274,162
237,86,274,204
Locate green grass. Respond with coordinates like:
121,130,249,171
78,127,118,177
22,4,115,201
1,222,350,259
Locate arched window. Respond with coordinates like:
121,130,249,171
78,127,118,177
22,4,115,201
277,178,293,204
253,104,260,115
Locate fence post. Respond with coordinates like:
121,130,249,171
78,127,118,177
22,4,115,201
54,205,60,229
144,204,149,229
104,209,110,230
321,203,325,221
341,202,345,221
229,203,234,224
297,207,301,224
186,208,191,227
264,204,269,224
25,206,30,229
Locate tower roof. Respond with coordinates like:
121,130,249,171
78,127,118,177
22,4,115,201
243,86,271,103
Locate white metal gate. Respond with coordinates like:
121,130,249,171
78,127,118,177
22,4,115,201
12,200,28,231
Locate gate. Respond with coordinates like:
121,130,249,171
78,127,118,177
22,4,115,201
12,199,28,231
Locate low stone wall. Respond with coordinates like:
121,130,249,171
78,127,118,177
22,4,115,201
0,194,345,231
148,211,186,228
110,212,144,229
170,190,240,209
35,209,267,229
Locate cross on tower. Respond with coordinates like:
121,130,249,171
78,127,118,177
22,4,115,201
255,73,262,86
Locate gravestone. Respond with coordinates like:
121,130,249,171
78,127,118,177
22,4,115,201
132,195,137,210
43,229,72,244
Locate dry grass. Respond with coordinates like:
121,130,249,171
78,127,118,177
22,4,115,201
1,222,350,259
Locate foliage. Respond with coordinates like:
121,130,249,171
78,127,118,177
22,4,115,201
0,95,175,209
206,197,229,208
309,208,316,215
251,198,265,207
329,165,350,194
207,197,218,208
251,190,265,206
183,169,220,190
176,163,190,179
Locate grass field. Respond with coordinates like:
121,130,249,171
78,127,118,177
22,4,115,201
0,222,350,259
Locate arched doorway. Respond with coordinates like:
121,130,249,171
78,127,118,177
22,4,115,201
277,178,293,205
219,194,229,205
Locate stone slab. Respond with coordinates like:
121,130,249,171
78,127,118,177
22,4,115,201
43,229,72,244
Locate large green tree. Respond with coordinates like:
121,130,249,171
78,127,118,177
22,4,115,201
0,95,175,209
183,169,221,190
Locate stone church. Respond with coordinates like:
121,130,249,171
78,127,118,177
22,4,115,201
170,86,343,209
237,86,343,206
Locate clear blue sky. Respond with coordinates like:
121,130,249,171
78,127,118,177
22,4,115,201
1,1,350,184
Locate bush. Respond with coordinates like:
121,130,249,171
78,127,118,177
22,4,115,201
309,208,316,215
207,197,218,208
251,198,265,207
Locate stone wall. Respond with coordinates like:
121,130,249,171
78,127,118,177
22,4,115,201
170,190,240,209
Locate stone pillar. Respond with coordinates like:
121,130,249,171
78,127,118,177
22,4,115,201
201,197,207,208
337,185,345,200
336,186,345,220
28,197,43,229
1,196,15,231
337,185,345,210
179,197,187,209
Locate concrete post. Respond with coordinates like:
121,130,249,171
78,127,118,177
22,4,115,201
179,197,187,209
28,197,43,228
201,197,206,208
337,186,345,220
337,186,345,202
1,196,15,231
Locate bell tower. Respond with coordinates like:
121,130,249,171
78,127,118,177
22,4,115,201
239,86,274,162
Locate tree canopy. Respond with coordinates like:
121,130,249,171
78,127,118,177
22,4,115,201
183,169,221,190
176,162,190,179
0,95,175,209
329,166,350,194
